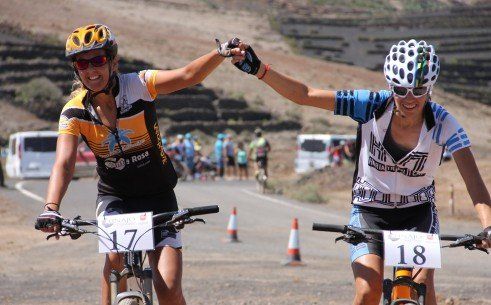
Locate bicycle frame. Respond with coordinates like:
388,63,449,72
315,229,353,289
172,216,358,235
383,267,426,305
110,251,153,305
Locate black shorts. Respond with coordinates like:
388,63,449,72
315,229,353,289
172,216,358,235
227,156,236,166
96,191,181,249
238,163,247,169
349,203,439,262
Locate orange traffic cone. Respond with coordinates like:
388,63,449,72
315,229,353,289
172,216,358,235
283,218,304,266
226,207,240,242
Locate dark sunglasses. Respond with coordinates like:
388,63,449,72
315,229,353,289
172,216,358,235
392,86,429,98
73,55,108,70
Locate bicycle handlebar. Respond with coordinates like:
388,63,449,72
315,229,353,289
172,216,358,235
312,223,488,253
153,205,219,224
38,205,220,240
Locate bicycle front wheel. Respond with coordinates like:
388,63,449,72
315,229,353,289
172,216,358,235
118,297,143,305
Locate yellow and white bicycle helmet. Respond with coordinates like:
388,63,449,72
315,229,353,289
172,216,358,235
65,24,118,59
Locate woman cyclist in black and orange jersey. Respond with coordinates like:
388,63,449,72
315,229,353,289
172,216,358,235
231,40,491,305
35,24,245,305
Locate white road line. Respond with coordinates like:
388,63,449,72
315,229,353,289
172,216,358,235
15,181,45,203
242,189,343,221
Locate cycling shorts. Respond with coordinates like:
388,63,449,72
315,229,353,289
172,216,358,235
96,191,182,249
349,202,439,262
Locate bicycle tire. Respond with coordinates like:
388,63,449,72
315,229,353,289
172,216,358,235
118,297,143,305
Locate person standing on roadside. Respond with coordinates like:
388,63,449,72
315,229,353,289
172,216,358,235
224,134,237,178
184,133,195,178
34,24,245,305
214,133,225,179
236,141,248,180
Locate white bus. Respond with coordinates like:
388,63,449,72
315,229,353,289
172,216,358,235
294,134,356,174
5,131,58,179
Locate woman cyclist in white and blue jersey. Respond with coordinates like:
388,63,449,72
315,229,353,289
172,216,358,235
232,39,491,305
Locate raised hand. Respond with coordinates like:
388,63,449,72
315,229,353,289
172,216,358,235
215,37,241,57
231,42,262,75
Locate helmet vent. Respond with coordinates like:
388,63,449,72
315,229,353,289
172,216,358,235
72,36,80,46
407,61,414,71
84,32,93,44
407,73,414,84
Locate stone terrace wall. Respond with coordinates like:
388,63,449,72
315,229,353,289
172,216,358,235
279,5,491,104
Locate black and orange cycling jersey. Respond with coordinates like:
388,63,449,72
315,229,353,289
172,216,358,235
59,71,177,198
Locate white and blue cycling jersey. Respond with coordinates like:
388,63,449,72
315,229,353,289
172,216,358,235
335,90,470,208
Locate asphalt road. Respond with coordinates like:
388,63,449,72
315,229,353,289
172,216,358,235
0,178,489,305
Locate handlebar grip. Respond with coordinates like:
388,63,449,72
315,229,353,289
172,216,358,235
312,223,346,232
187,205,219,216
439,234,467,241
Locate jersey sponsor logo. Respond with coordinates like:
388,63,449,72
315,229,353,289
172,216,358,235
59,115,70,130
104,157,127,170
369,133,387,162
103,129,133,153
103,150,151,170
368,132,427,177
352,178,436,206
154,123,169,165
120,94,132,114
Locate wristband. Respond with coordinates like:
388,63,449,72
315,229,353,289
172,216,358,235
44,202,59,211
258,64,270,80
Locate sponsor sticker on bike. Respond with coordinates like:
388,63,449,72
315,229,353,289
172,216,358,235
97,212,154,253
383,230,441,269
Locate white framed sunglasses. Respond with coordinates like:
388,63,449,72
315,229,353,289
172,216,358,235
391,86,429,98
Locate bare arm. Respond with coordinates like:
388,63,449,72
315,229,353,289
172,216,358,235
254,63,336,111
452,147,491,229
153,47,243,95
45,134,79,211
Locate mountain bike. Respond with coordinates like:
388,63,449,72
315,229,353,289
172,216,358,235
312,223,488,305
36,205,219,305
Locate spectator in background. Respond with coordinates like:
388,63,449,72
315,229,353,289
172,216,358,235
184,133,195,178
214,133,225,179
193,135,202,154
331,143,343,167
237,141,248,180
343,140,356,163
161,136,169,151
224,134,237,178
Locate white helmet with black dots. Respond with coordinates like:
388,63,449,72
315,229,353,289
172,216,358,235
384,39,440,88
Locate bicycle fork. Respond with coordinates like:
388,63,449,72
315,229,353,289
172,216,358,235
109,253,154,305
383,267,426,305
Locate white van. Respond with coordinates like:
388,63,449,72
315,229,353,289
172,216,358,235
6,131,58,179
294,134,356,174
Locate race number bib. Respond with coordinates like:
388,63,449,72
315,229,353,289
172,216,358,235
383,231,441,269
97,212,154,253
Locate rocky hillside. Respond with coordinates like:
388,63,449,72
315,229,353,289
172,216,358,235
278,3,491,104
0,26,300,145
